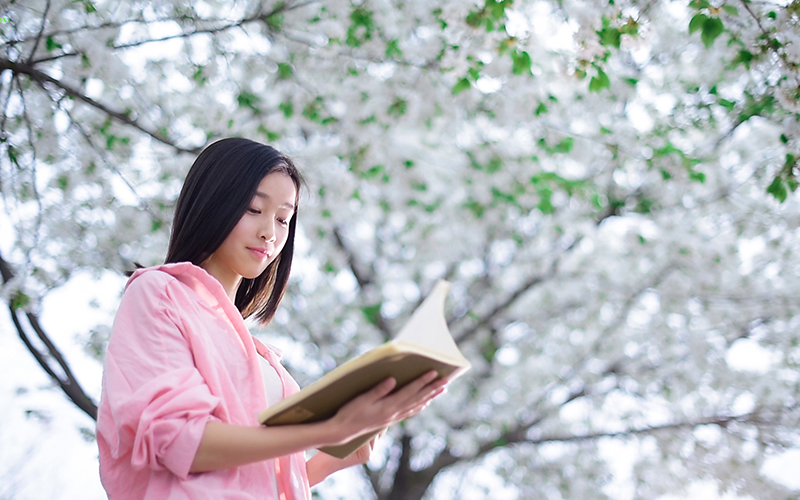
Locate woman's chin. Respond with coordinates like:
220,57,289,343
241,262,274,280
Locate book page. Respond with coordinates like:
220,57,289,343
394,280,468,365
259,278,471,458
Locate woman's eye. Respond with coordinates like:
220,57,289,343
277,218,289,227
247,208,261,214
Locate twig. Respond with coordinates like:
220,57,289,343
0,58,202,154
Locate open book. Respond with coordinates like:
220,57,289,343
258,280,471,458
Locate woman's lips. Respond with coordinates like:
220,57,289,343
248,247,270,260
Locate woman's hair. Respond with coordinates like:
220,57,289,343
165,137,304,325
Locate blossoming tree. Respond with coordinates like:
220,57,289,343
1,1,799,499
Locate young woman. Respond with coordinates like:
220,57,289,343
96,138,448,500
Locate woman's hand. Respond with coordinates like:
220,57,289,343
191,371,447,476
348,428,386,467
306,431,383,486
324,370,447,448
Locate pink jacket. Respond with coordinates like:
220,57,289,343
96,263,310,500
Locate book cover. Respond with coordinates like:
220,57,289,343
258,280,470,458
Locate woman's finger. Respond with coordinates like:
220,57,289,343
358,377,397,404
384,371,439,404
387,384,447,423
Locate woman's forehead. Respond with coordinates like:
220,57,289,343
254,172,297,209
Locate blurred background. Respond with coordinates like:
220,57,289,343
1,1,799,499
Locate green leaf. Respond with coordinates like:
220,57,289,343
535,102,548,116
45,36,63,51
278,100,294,118
83,1,97,13
511,50,532,75
731,49,754,69
718,98,736,111
553,137,574,154
387,98,408,117
767,176,788,203
689,13,708,35
463,199,486,218
237,92,261,113
192,66,206,84
486,156,502,173
491,187,516,205
257,125,280,142
385,39,402,58
361,303,383,326
465,10,482,28
689,171,706,183
722,5,739,16
423,200,441,213
620,18,639,36
452,78,471,95
537,188,555,214
481,337,499,363
346,6,375,47
589,68,610,92
359,164,386,180
11,291,30,311
701,17,724,48
265,10,285,31
277,63,293,79
597,26,622,48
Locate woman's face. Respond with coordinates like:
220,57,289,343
203,171,297,294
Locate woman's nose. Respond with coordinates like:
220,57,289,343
260,221,277,243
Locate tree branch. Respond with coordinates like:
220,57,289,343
453,236,579,344
332,226,395,341
431,402,797,476
0,251,98,421
25,0,51,66
0,57,201,155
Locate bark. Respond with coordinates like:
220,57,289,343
384,434,442,500
0,252,98,420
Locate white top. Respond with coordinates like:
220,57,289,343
258,354,285,407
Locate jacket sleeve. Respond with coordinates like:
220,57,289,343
97,272,222,479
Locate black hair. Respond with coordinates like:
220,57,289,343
165,137,304,325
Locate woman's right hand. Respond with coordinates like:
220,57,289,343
325,370,448,446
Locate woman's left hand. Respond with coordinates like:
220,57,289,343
345,429,386,467
306,430,386,486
